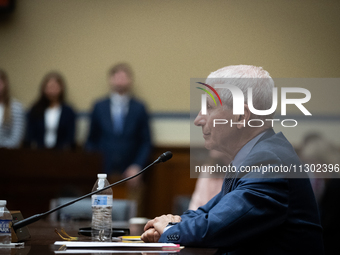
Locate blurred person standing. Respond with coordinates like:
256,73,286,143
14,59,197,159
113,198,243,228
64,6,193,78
0,69,25,148
24,72,76,150
86,63,151,211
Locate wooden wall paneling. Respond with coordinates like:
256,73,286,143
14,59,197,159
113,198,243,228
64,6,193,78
0,147,195,220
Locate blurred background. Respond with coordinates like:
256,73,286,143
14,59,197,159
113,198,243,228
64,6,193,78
1,0,340,145
0,0,339,250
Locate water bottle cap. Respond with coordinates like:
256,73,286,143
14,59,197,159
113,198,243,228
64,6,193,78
0,200,7,206
97,174,107,179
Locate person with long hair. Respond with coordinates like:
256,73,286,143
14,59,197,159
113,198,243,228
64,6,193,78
0,69,25,148
25,72,76,149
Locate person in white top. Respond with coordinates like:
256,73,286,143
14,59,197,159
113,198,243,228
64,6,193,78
0,69,25,148
25,72,76,149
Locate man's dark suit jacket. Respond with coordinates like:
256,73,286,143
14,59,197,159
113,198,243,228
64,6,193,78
159,129,324,254
85,97,151,174
25,104,76,149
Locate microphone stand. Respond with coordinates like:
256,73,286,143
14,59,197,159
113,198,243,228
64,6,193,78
12,151,172,231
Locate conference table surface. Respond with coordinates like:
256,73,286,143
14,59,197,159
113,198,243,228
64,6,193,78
10,220,220,255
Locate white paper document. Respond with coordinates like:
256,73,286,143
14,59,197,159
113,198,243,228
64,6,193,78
54,241,180,248
55,249,179,254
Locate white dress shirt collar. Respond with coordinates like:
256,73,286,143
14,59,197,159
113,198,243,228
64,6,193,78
110,93,130,106
110,93,130,115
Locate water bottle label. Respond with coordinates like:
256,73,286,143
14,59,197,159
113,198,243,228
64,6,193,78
92,195,113,206
0,220,11,234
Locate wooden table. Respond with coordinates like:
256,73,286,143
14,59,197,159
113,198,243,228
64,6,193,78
9,220,219,255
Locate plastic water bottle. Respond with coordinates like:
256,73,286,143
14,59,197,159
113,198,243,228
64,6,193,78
0,200,12,244
91,174,113,241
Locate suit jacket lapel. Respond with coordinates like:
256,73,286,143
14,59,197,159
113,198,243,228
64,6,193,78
233,128,276,180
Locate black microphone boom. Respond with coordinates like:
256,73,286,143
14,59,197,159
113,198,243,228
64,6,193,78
12,151,173,231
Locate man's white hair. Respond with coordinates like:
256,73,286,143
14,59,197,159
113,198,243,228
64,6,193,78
206,65,275,119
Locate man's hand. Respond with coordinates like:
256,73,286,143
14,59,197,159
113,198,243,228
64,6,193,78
123,164,142,188
141,228,161,243
141,214,181,243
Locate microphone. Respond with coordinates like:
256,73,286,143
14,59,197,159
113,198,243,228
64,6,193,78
12,151,173,231
156,151,173,163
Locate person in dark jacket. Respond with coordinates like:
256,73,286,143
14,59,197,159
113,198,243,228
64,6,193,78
25,71,76,150
141,65,323,255
86,63,151,214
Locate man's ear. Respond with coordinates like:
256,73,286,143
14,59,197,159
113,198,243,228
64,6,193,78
235,104,251,129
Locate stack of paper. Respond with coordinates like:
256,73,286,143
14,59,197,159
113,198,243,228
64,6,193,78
54,241,182,254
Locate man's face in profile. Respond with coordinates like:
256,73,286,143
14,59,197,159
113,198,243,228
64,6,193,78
109,70,132,94
194,96,238,154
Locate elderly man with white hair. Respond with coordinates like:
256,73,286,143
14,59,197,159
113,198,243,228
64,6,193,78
141,65,323,255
